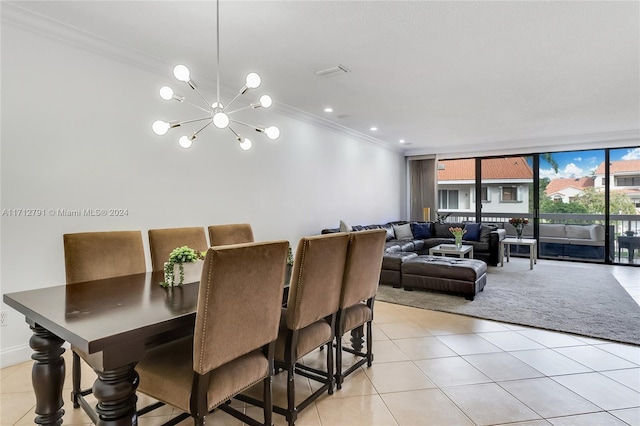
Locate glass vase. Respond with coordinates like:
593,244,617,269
455,236,462,248
515,224,524,240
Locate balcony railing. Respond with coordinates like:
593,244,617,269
438,211,639,264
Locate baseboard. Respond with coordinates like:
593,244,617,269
0,344,32,368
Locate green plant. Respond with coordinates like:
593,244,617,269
161,246,206,288
286,245,294,266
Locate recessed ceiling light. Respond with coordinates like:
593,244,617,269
323,107,333,113
399,139,406,144
370,126,378,131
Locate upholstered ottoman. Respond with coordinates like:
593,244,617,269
401,255,487,300
380,252,418,288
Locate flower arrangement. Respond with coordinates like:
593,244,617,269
448,227,466,238
161,246,206,288
508,218,529,226
509,218,529,239
449,226,466,247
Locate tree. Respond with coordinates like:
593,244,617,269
574,187,636,214
541,153,559,173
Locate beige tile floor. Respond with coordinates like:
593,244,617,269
1,259,639,426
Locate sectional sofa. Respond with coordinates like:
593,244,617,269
322,220,505,266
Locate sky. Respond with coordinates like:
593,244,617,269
538,147,640,180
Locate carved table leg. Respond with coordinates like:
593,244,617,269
93,363,139,426
350,325,364,352
30,324,66,426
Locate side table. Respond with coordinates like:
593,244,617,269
501,238,537,270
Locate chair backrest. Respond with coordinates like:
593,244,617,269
63,231,146,284
148,227,208,271
193,240,288,374
208,224,254,246
286,233,349,331
340,229,387,309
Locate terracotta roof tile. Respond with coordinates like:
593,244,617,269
594,160,640,175
438,157,533,181
545,177,595,195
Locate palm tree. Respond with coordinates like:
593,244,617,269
541,153,559,173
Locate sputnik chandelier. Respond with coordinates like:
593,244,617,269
151,0,279,151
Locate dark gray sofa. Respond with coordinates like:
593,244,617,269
322,221,505,287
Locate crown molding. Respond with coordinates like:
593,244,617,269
2,2,403,155
404,129,640,159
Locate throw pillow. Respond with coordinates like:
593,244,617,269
463,223,481,241
411,222,431,239
380,223,395,241
339,220,352,232
393,223,413,240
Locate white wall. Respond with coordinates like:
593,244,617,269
0,21,405,366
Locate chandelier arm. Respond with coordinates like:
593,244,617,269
224,90,246,111
229,119,260,132
178,116,214,126
226,105,252,115
193,120,214,137
184,99,214,114
189,85,214,113
228,127,240,138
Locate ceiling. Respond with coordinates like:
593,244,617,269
4,0,640,156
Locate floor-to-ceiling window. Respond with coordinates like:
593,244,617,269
436,159,475,222
480,156,534,231
609,148,640,265
538,149,607,262
429,146,640,266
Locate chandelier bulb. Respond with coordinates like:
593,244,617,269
159,86,174,101
211,101,224,111
152,120,170,136
265,126,280,140
245,72,261,89
259,95,273,108
239,137,252,151
213,112,230,129
173,65,191,83
178,135,193,149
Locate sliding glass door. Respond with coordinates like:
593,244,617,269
609,148,640,265
480,156,534,234
430,146,640,266
538,149,606,262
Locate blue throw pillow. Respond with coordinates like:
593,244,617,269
463,223,481,241
411,222,431,239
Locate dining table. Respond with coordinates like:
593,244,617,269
4,271,199,425
3,266,364,426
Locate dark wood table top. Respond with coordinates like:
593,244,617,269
4,271,199,368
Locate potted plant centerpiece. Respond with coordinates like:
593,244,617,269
161,246,206,287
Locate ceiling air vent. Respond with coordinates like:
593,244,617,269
315,64,351,76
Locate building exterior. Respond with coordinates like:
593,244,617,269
545,177,595,203
594,160,640,212
437,157,533,214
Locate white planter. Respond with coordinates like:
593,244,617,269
165,260,203,286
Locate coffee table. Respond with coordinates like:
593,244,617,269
501,237,537,270
429,244,474,259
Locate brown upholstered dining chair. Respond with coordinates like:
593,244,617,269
62,230,146,409
136,240,289,426
148,227,208,271
240,233,349,426
208,223,254,246
334,229,386,389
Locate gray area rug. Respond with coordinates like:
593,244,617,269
376,262,640,346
